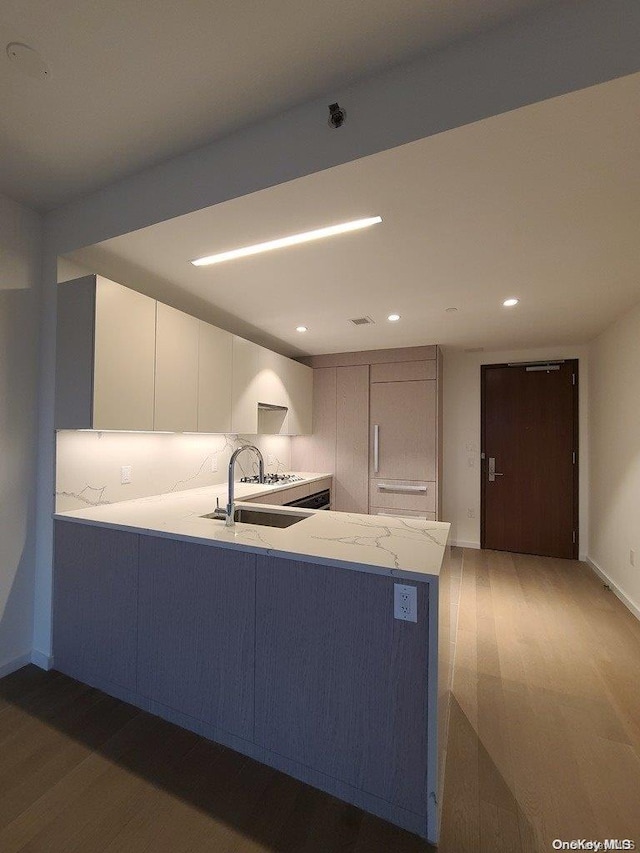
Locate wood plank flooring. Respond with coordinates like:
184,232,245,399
439,549,640,852
1,549,639,851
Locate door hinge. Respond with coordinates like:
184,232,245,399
572,451,576,464
572,530,577,544
572,373,576,385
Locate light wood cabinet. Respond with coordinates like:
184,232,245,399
369,369,437,517
370,379,436,480
335,365,369,513
369,479,436,513
154,302,199,432
291,365,368,513
197,321,233,433
289,367,337,473
56,275,156,430
291,346,441,518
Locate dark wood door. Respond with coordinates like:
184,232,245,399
481,361,578,559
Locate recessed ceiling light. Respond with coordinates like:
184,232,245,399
445,307,458,313
191,216,383,267
387,313,400,322
296,326,308,333
503,298,519,307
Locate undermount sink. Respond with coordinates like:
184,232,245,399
202,507,310,528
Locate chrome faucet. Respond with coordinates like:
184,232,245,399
218,444,264,526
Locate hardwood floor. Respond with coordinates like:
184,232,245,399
439,548,640,852
1,549,639,851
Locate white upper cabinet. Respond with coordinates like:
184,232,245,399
154,303,199,432
94,279,156,431
282,357,313,435
231,336,259,434
198,321,232,433
56,275,156,431
231,336,312,435
231,335,289,435
56,276,312,435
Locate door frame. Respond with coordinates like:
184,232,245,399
480,360,580,558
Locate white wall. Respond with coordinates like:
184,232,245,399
33,0,640,659
56,431,292,511
589,302,640,616
0,193,42,676
442,345,589,556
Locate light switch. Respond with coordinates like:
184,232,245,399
121,465,132,484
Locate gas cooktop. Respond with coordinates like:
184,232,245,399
239,473,305,485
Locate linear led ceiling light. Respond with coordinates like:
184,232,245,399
191,216,382,267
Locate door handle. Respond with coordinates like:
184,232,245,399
488,457,504,483
373,424,379,474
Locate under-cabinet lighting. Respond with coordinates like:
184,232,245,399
75,429,174,434
191,216,383,267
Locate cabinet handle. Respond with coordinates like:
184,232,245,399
376,483,428,492
375,510,427,518
373,424,379,473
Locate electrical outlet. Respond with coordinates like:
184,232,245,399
268,453,276,466
631,550,636,567
394,584,417,622
211,454,218,473
120,465,132,485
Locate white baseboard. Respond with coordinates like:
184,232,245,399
450,540,480,550
0,653,32,679
585,556,640,621
31,649,54,670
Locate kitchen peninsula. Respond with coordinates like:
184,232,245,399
53,474,452,843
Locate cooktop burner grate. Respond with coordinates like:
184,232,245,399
239,474,304,485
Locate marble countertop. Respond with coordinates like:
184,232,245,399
54,473,450,582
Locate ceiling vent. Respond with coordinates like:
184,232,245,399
349,316,375,326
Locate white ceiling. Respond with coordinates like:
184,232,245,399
1,0,557,211
67,71,640,357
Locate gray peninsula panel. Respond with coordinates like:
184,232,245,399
53,521,139,691
137,536,256,741
254,554,430,816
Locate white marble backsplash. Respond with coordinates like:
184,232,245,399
56,431,292,512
